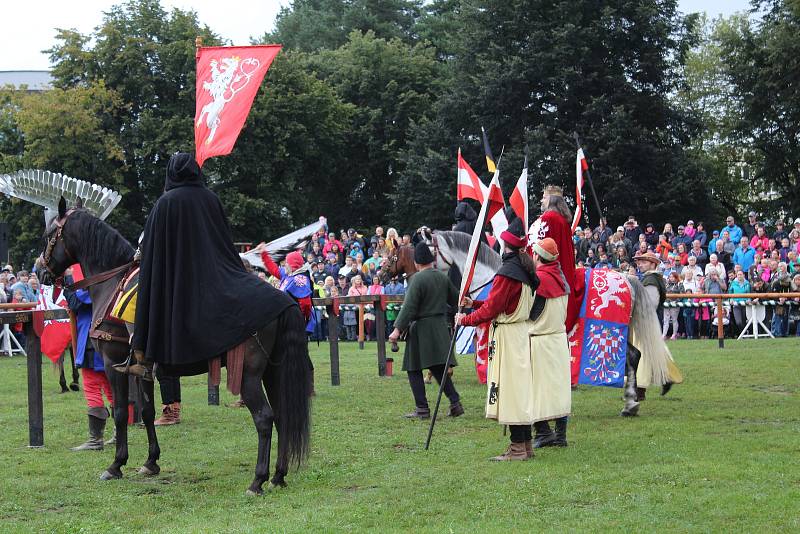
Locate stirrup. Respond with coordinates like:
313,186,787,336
112,352,153,382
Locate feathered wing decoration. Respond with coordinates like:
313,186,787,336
240,216,327,269
0,169,122,220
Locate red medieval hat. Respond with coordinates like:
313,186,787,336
500,217,526,249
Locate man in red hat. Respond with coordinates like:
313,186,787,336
457,218,540,460
254,246,314,326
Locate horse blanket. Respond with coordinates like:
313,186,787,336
568,268,632,388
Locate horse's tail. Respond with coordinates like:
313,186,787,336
276,305,312,468
627,275,671,387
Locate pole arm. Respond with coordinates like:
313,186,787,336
573,132,604,225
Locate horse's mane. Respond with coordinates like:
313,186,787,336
436,231,502,270
69,210,135,271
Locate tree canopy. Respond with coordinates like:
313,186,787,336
0,0,791,268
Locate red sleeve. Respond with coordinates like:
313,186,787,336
260,251,282,279
298,296,312,321
461,276,521,326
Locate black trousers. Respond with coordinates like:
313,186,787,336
509,425,532,443
407,364,459,410
156,366,181,405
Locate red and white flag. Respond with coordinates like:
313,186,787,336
456,148,485,203
459,170,504,303
509,155,528,227
572,148,588,232
195,45,282,168
37,285,71,364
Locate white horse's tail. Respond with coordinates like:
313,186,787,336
627,275,671,387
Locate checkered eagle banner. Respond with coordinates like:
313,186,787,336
568,268,632,388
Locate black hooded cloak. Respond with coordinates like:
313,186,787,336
454,202,478,234
131,153,295,366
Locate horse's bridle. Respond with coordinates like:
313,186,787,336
42,209,78,276
430,233,453,269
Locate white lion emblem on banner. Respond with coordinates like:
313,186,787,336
196,56,260,144
590,269,629,316
527,218,549,248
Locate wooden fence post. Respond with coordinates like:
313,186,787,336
328,299,341,386
24,320,44,448
358,305,365,350
375,296,387,377
716,297,725,349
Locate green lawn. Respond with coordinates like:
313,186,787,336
0,338,798,532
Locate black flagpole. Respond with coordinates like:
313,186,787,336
424,312,462,450
573,132,604,224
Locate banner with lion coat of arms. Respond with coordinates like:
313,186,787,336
568,268,632,388
195,45,282,167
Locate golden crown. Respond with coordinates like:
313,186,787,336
543,185,563,197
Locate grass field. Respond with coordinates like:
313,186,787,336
0,338,798,532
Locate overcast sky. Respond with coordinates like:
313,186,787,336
0,0,754,71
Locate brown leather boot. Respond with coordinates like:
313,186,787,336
154,403,181,426
490,442,528,461
524,440,534,459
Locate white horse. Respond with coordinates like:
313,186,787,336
385,229,675,416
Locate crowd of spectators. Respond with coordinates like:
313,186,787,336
0,266,41,348
261,212,800,343
261,226,409,342
573,213,800,338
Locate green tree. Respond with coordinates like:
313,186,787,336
47,0,221,240
716,0,800,217
396,0,712,227
673,15,752,222
210,51,355,239
0,83,126,266
267,0,422,52
309,31,443,226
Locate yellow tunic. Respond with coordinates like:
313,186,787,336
528,295,572,422
485,289,571,425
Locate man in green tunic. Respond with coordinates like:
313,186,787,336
388,242,464,419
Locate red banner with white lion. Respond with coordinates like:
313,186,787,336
195,45,281,168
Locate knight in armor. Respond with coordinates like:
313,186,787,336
125,152,295,379
388,242,464,419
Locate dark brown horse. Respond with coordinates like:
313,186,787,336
38,198,311,494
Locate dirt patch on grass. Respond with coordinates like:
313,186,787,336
749,384,795,395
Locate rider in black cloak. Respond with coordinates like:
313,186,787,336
127,152,295,377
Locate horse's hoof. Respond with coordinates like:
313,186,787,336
138,465,160,476
620,404,640,417
245,488,263,497
100,470,122,481
661,382,673,396
69,383,80,391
